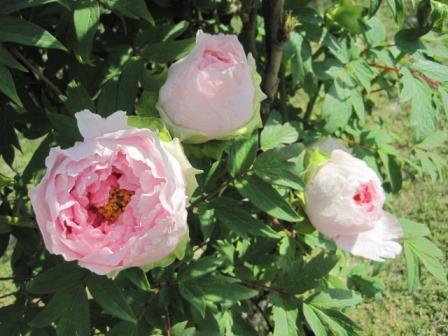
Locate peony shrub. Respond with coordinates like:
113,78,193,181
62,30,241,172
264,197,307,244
0,1,446,335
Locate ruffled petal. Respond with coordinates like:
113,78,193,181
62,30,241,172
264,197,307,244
75,110,129,139
335,212,403,261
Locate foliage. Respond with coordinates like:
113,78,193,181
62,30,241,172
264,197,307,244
0,0,447,335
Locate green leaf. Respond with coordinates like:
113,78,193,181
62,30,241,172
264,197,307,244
107,321,138,336
0,65,22,106
65,81,95,114
378,151,402,193
141,38,194,63
416,130,448,150
47,113,83,142
321,83,352,133
400,68,437,141
1,0,70,14
404,244,420,292
418,252,447,284
401,218,431,238
227,134,258,177
186,274,258,304
97,58,143,116
179,282,207,317
127,116,171,141
271,294,302,336
260,111,300,151
172,321,196,336
387,0,405,23
178,255,223,282
278,252,339,294
0,16,66,50
27,262,86,294
412,59,448,83
87,275,137,323
302,304,327,336
439,86,448,118
102,0,154,25
308,289,363,309
55,285,90,336
211,197,280,238
29,285,81,328
121,267,150,292
235,175,301,222
370,0,383,16
254,143,304,190
73,0,100,63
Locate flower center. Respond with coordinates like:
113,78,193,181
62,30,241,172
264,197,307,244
95,187,135,224
353,183,373,205
198,49,234,69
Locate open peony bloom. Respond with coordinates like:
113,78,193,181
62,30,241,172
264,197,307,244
157,30,266,143
305,150,403,261
30,110,199,275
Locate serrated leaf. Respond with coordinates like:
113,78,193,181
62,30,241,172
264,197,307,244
235,175,301,222
321,83,352,133
400,68,437,141
87,275,137,323
0,16,66,50
227,134,257,177
254,143,304,190
260,111,300,151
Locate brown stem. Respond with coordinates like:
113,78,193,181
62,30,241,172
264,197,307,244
240,0,258,58
369,62,440,89
261,0,286,116
165,308,172,336
10,48,65,100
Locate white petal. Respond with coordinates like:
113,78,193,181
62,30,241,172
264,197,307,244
335,212,403,261
75,110,129,139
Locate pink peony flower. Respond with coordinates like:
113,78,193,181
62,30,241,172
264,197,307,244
305,149,403,261
157,30,266,143
30,110,199,275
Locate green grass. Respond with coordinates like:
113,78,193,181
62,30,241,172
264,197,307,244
351,179,448,336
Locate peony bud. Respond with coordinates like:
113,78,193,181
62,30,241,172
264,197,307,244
305,149,403,261
157,30,266,143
